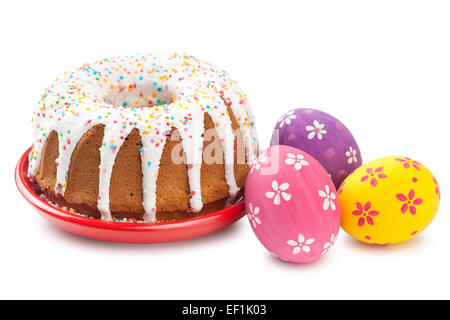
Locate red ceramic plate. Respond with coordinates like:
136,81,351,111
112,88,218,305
15,147,246,243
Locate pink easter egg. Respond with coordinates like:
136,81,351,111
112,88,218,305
245,145,341,263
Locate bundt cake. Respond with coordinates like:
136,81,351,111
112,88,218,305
28,53,258,222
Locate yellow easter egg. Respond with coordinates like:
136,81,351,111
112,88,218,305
338,156,440,245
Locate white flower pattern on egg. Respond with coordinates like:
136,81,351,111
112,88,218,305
321,233,337,256
247,203,261,228
318,185,336,211
306,120,327,140
265,180,291,205
346,146,358,164
287,234,315,254
285,153,309,171
250,153,268,174
277,110,296,128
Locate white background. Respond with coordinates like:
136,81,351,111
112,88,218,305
1,0,449,299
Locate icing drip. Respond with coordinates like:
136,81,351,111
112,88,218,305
29,53,258,222
140,125,167,222
97,123,134,221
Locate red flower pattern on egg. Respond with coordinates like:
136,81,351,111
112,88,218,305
433,177,441,200
396,189,423,215
352,201,380,226
360,167,387,187
337,180,346,195
395,157,422,171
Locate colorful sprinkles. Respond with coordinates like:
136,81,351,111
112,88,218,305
39,193,143,223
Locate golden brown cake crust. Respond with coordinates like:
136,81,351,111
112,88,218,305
35,103,249,221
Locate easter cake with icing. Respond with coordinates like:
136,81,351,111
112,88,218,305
28,53,258,222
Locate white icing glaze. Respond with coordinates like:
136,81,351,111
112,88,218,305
28,53,258,222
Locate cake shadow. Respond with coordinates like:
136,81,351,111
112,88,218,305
39,218,246,251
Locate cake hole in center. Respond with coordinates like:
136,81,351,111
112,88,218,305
104,81,175,108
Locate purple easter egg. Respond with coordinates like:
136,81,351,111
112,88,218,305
271,108,362,188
